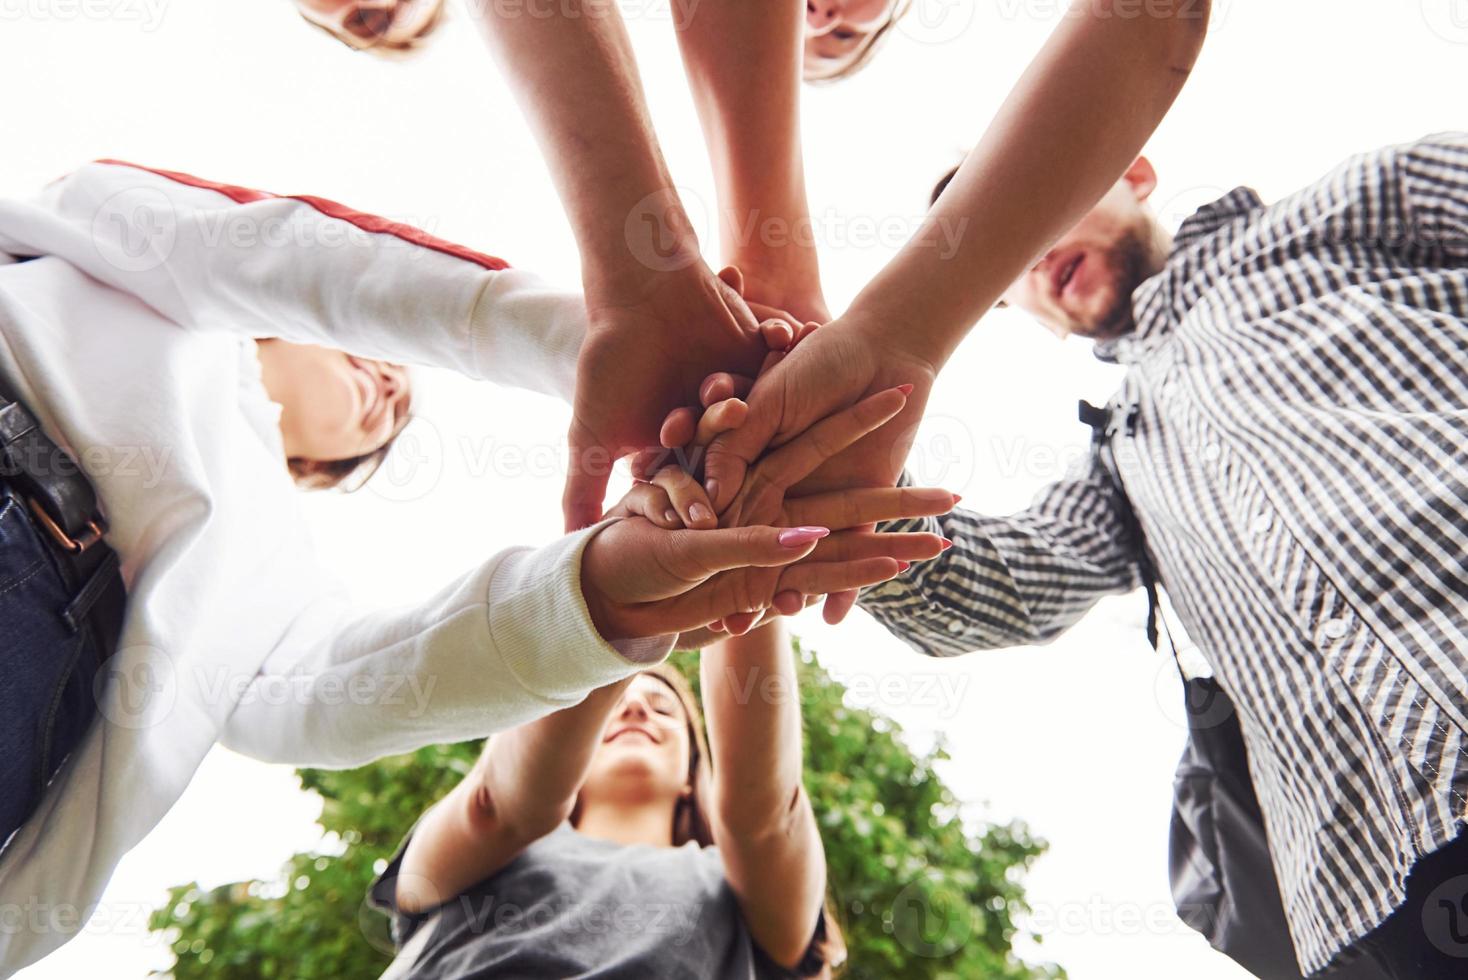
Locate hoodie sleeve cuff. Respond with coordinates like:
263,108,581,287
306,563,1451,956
469,268,586,403
487,520,673,704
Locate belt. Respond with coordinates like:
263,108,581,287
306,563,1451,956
0,375,125,656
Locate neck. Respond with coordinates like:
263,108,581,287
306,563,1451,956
575,798,675,848
1144,219,1174,278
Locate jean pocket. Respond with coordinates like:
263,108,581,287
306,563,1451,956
35,632,97,796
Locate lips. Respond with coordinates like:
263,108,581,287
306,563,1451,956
604,726,658,745
1051,252,1085,301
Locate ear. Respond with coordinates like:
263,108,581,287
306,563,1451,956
1122,156,1158,202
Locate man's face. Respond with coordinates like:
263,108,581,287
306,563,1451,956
1002,158,1164,341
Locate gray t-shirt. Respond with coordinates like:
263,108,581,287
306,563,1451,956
368,823,822,979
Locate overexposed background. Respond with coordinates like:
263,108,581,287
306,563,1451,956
2,1,1464,977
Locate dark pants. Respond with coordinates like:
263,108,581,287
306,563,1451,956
0,486,105,847
1354,829,1468,980
1172,676,1467,979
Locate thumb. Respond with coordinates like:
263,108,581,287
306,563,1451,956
562,422,613,532
666,524,830,580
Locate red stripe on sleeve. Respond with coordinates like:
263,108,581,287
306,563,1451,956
92,159,511,272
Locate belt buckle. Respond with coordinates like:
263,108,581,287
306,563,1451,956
26,497,107,554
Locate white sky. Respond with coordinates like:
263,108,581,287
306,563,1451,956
3,1,1464,977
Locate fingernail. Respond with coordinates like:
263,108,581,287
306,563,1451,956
895,383,914,396
689,502,714,525
778,526,830,547
664,509,680,525
952,493,963,505
897,560,911,572
704,479,720,503
940,538,953,550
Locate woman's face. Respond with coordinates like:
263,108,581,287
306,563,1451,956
803,0,899,80
582,675,693,808
258,340,411,464
294,0,443,50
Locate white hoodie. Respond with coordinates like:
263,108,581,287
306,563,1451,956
0,161,670,972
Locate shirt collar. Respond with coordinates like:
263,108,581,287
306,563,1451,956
1093,186,1265,364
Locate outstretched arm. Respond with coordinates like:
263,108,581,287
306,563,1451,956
861,462,1144,657
675,0,827,322
702,622,826,970
468,1,771,529
0,161,589,398
703,0,1211,512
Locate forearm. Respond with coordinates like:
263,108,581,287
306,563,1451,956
675,0,822,313
472,0,699,282
702,621,826,968
851,0,1209,367
701,622,805,827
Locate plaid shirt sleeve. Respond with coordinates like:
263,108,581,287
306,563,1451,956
859,460,1143,658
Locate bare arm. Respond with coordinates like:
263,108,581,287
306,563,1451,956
674,0,827,321
702,622,826,969
854,0,1210,365
393,678,633,913
469,0,768,529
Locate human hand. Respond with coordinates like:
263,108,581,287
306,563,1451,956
563,263,801,532
582,385,953,643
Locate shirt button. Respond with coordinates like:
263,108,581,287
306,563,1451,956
946,619,966,634
1320,619,1349,641
1251,513,1273,535
1201,443,1221,462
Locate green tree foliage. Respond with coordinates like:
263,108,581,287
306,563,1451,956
150,639,1062,979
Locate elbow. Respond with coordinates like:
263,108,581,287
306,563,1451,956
714,780,807,845
1155,0,1210,78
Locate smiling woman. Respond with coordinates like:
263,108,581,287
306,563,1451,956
371,624,847,979
255,340,414,490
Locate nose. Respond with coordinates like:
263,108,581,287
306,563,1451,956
617,693,651,721
807,0,839,33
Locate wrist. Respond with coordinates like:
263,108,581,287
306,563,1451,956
581,194,706,299
580,533,628,643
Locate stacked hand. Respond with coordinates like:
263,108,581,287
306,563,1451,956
580,383,955,648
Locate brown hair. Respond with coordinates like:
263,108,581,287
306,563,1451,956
572,665,848,975
803,0,913,85
287,400,414,493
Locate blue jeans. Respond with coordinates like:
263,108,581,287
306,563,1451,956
0,487,103,847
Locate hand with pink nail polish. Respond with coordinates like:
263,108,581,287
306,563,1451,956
595,384,956,646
